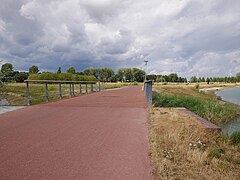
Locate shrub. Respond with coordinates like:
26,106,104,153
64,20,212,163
28,73,96,81
230,131,240,144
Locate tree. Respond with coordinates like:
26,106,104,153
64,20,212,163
57,67,61,74
206,78,210,84
84,67,95,76
132,68,145,82
190,76,198,83
168,73,178,82
124,68,134,82
14,72,29,82
66,66,76,74
1,63,13,75
29,65,39,74
117,68,125,82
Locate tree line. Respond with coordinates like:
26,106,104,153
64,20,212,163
190,74,240,84
1,62,240,83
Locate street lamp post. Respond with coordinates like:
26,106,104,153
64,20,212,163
144,60,148,81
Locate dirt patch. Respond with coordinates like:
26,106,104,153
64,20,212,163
148,108,240,179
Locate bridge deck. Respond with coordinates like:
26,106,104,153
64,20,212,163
0,86,152,180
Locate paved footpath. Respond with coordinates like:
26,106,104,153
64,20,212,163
0,87,153,180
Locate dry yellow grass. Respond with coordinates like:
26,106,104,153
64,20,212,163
148,108,240,180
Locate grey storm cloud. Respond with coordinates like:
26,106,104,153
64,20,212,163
0,0,239,77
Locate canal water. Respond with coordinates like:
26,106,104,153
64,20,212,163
216,87,240,135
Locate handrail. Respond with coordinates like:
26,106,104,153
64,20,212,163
25,80,103,106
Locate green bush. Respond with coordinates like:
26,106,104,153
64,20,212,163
28,73,96,81
230,131,240,144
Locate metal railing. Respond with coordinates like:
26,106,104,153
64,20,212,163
24,80,103,106
144,80,152,107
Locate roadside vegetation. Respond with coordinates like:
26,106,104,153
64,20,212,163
149,83,240,179
148,108,240,179
153,83,240,125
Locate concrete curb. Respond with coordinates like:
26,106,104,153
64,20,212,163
177,107,222,133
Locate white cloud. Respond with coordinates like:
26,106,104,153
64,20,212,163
0,0,239,76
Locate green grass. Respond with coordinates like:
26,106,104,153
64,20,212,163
153,93,240,124
208,148,225,158
230,131,240,144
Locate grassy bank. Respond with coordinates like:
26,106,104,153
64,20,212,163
153,83,240,125
149,108,240,179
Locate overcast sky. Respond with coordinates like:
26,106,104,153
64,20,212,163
0,0,240,77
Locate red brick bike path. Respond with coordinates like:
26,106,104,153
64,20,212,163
0,86,153,180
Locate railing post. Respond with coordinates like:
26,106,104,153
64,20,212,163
80,83,82,95
101,82,104,91
91,83,93,93
98,81,101,91
58,83,62,99
26,81,30,106
85,83,88,93
45,82,49,102
72,83,75,96
144,81,152,107
70,83,74,97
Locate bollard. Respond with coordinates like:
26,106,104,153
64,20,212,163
144,81,152,106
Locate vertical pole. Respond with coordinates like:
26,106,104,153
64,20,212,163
45,82,49,102
95,83,98,92
69,84,72,96
102,82,104,91
80,83,82,95
144,81,152,107
72,83,75,96
98,81,100,91
58,83,62,99
85,83,88,93
91,83,93,93
26,81,30,106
